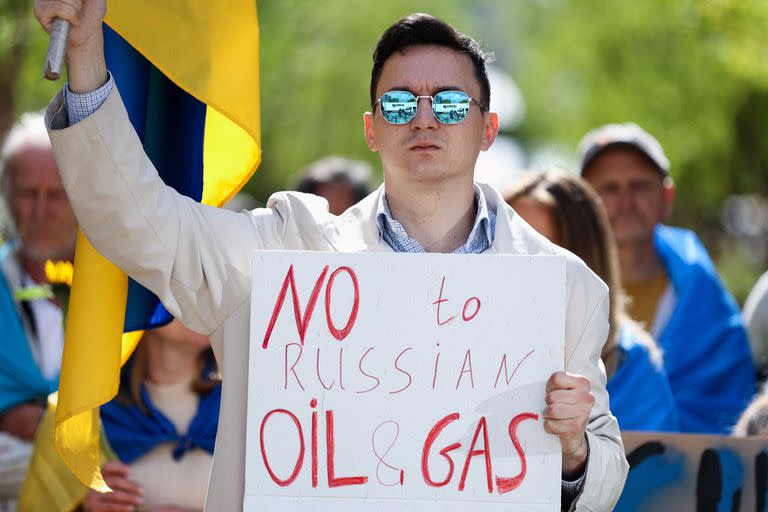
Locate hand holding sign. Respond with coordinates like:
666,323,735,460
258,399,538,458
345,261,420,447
246,252,568,511
544,372,593,478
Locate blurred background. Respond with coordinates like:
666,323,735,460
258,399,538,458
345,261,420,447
2,0,767,302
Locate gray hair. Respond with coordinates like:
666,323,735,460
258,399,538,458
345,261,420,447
1,112,50,199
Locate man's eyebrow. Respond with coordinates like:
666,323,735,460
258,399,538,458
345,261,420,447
386,85,467,95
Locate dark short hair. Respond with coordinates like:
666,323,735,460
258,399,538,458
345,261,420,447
370,13,492,109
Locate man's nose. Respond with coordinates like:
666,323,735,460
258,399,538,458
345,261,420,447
32,192,49,218
617,189,636,211
410,97,438,130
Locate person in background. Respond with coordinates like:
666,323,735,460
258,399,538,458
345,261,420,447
0,112,77,510
505,168,679,432
83,320,220,512
295,156,373,215
18,319,220,512
578,123,755,433
743,272,768,383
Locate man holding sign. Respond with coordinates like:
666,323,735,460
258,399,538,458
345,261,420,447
34,2,627,510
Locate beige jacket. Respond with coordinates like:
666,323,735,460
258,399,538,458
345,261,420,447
45,87,628,511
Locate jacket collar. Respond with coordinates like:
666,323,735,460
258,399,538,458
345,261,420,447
320,181,533,255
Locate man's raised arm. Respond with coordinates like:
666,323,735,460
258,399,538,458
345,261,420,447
32,0,286,336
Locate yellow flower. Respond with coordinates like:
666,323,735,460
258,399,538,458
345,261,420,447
45,260,74,287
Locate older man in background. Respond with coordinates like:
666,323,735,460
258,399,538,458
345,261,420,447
578,123,755,434
0,112,77,509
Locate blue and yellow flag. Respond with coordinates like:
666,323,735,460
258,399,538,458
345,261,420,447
55,2,260,490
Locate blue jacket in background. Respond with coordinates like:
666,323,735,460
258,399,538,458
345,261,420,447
654,225,755,433
0,242,58,415
607,323,680,432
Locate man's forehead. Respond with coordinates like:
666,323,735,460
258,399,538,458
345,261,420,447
376,44,479,96
588,147,663,179
11,147,61,183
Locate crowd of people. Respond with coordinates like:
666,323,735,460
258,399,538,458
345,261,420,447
1,4,766,511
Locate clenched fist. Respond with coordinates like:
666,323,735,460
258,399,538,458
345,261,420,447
34,0,108,92
544,371,594,478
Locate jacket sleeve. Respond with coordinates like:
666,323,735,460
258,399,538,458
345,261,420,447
564,261,629,511
44,86,287,336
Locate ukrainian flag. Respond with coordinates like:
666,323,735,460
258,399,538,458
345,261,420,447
54,2,260,491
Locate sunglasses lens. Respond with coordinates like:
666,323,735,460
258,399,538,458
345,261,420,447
380,91,417,124
433,91,470,124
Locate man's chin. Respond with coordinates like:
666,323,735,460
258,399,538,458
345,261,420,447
402,161,459,181
611,220,654,244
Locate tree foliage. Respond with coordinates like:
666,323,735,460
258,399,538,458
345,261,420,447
497,0,768,230
0,4,62,141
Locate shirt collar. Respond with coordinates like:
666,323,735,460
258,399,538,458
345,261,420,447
375,183,494,253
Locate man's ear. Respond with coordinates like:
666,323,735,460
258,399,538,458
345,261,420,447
363,112,378,152
480,112,499,151
661,177,676,222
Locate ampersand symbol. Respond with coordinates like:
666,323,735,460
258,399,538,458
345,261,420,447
371,420,404,486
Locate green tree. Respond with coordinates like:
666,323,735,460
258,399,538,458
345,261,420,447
0,3,62,141
496,0,768,232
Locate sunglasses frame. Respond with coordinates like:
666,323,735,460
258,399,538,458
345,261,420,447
374,90,488,125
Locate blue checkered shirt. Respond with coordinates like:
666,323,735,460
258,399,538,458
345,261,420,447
376,186,495,254
65,73,114,125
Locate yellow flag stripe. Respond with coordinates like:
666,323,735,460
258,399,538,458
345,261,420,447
54,231,127,491
202,106,262,207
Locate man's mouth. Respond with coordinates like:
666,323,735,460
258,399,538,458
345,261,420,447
409,141,442,151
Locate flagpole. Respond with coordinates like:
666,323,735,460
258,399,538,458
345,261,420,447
43,18,69,80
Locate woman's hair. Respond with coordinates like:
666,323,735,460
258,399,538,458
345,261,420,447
118,330,221,414
504,168,658,377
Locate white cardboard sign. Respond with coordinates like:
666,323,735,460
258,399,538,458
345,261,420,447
245,252,565,511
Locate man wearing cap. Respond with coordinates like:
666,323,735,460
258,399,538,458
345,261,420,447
578,123,755,434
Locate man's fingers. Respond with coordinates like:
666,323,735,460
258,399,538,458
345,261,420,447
546,371,590,393
543,417,586,436
34,0,81,30
545,388,588,406
543,402,586,421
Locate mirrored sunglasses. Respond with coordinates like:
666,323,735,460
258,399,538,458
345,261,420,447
375,90,487,125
